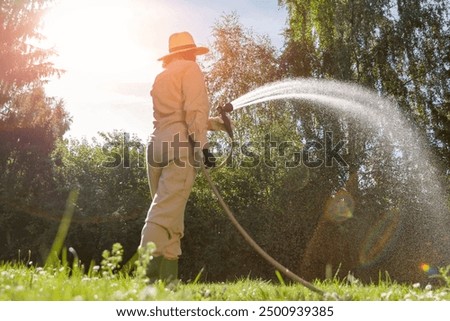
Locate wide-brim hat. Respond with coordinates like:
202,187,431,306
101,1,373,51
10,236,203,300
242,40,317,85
158,31,209,61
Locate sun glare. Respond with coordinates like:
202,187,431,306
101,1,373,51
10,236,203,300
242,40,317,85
43,0,142,78
41,0,162,139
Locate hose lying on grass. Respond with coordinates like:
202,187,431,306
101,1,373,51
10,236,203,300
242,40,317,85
201,165,326,297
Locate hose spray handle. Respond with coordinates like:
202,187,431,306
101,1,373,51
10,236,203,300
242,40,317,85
218,102,234,113
217,103,234,139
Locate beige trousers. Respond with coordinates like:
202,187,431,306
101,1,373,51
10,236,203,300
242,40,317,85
140,124,197,259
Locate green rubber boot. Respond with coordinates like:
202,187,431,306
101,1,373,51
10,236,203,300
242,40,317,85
146,256,178,283
160,258,178,283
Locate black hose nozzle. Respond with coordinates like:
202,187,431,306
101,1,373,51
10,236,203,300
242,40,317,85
217,102,234,139
221,102,234,113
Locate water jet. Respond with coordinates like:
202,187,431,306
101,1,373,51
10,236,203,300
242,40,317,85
218,78,449,283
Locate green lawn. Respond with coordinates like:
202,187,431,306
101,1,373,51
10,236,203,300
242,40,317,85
1,263,449,301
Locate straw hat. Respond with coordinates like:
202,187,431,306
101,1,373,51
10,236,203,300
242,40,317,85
158,32,209,61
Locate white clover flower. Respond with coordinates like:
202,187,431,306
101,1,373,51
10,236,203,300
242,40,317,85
381,291,392,300
139,286,157,300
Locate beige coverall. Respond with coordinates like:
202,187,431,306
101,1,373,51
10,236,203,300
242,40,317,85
140,59,210,259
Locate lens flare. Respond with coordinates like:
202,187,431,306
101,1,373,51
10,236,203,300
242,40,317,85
359,209,401,267
421,263,430,272
420,263,439,276
324,189,354,223
0,195,142,223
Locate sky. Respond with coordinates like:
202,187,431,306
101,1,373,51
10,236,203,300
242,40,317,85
42,0,288,140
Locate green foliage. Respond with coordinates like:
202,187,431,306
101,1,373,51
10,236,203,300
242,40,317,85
279,0,450,169
0,0,61,104
100,243,124,277
1,130,148,266
433,265,450,289
51,132,148,266
203,11,280,104
134,243,156,280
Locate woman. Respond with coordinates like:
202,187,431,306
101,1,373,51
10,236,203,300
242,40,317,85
139,32,215,282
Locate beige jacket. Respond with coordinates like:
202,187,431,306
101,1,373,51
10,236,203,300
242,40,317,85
150,59,209,151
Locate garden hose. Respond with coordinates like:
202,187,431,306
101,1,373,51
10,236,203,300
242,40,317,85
201,164,326,297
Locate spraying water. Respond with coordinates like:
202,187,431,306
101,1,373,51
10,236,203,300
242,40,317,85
229,78,449,282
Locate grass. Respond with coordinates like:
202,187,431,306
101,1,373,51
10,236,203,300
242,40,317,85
1,242,448,301
1,261,449,301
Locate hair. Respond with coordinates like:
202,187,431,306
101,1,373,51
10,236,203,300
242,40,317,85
162,50,197,68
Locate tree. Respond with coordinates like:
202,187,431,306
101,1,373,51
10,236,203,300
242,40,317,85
0,0,70,263
51,132,148,265
279,0,450,169
204,12,280,104
0,0,59,107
